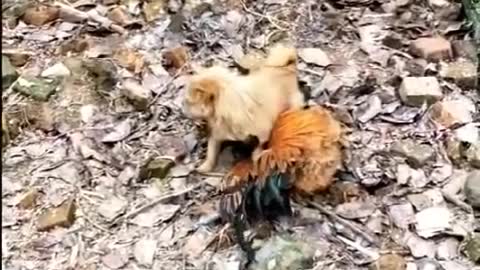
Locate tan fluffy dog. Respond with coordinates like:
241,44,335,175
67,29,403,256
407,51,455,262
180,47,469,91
182,44,305,173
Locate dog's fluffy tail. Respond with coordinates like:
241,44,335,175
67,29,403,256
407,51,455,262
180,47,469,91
264,44,297,68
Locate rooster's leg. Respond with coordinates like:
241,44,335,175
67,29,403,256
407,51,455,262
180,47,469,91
233,214,256,265
267,176,290,215
253,187,264,219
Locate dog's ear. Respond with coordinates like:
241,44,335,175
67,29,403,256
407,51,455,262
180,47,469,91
196,79,221,101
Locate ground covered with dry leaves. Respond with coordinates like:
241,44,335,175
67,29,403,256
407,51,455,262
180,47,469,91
2,0,480,269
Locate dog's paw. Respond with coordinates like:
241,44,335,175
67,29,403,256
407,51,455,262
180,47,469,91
196,162,214,173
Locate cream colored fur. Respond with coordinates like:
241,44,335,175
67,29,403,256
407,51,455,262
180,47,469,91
183,44,305,172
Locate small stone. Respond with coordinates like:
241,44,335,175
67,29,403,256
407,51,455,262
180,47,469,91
464,170,480,208
439,59,478,90
391,139,435,168
2,55,18,90
388,203,415,229
416,259,441,270
102,248,129,269
465,234,480,263
17,188,40,209
436,238,459,259
252,235,315,270
41,62,71,78
409,36,453,62
371,254,407,270
404,232,436,258
298,48,332,67
163,46,189,70
13,76,59,101
143,0,167,22
140,158,175,180
407,193,431,211
429,98,475,128
398,77,443,107
133,238,157,267
439,261,470,270
121,79,151,111
97,196,128,221
22,5,59,26
37,198,76,231
428,0,461,20
415,207,451,238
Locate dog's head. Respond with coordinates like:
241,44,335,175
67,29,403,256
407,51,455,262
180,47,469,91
182,74,222,120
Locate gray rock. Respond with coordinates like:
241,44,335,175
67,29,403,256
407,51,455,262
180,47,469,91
2,55,18,90
439,59,478,90
252,235,315,270
436,238,459,260
404,231,436,258
399,77,443,107
388,203,415,229
464,171,480,208
13,76,59,101
416,259,441,270
391,139,435,168
465,234,480,263
41,62,71,78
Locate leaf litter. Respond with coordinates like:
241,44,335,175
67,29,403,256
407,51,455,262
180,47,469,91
2,0,480,269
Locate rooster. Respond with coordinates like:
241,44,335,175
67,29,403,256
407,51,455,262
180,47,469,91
218,105,343,262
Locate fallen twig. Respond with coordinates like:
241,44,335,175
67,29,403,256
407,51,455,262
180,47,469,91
240,0,289,31
308,201,380,246
111,182,204,225
337,235,380,260
54,2,126,34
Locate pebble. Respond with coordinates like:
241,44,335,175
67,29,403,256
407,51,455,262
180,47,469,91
429,98,475,128
391,139,435,168
399,77,443,107
436,238,459,260
388,203,415,229
41,62,71,78
17,188,40,209
37,198,76,231
409,36,453,61
439,59,478,90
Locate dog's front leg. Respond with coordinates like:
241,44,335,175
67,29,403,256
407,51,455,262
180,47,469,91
196,136,221,173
